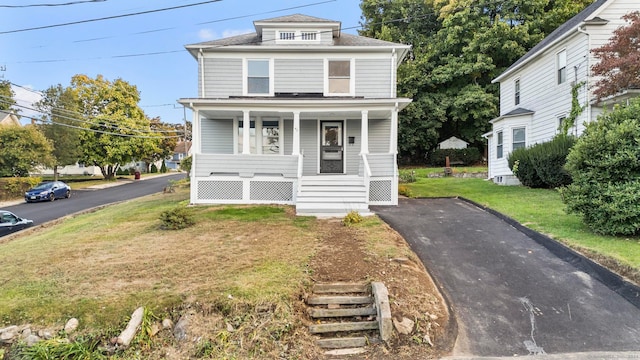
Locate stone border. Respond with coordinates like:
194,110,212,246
371,282,392,342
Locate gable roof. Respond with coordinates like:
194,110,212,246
493,0,610,83
254,14,336,24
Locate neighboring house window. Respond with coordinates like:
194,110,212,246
514,79,520,105
557,50,567,84
496,131,503,159
247,59,270,95
512,127,526,150
78,163,85,168
327,60,351,94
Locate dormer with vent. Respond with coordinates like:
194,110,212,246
253,14,340,45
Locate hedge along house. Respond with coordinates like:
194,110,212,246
178,14,412,217
484,0,640,185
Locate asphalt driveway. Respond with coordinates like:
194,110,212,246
373,198,640,359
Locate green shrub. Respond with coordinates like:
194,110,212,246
160,160,167,173
150,164,158,173
159,206,195,230
0,177,41,200
180,155,192,174
428,147,481,166
342,211,364,226
508,147,545,188
561,99,640,236
508,135,575,189
399,169,416,183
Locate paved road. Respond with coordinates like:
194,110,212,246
373,198,640,359
1,173,186,232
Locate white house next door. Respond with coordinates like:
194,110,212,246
320,121,344,173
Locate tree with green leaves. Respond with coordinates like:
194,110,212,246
69,74,162,180
359,0,594,164
139,117,179,173
0,126,54,177
34,84,83,180
0,80,17,112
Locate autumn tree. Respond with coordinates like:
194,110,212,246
0,126,54,177
35,84,82,180
70,74,162,180
591,11,640,101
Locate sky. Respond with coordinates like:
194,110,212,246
1,0,364,125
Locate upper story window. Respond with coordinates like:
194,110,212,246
514,79,520,105
327,59,352,95
246,59,271,95
557,50,567,85
512,127,526,150
496,131,503,159
276,30,320,43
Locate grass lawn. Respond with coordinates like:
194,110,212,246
400,167,640,282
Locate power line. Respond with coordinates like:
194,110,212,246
0,0,223,35
0,0,106,8
0,109,182,139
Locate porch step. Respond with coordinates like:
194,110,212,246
306,282,392,355
296,176,369,217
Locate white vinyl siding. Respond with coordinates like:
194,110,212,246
345,119,360,175
356,59,392,98
274,59,323,93
202,58,242,98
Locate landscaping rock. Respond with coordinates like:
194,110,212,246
25,334,40,346
162,318,173,330
173,314,189,341
117,307,144,347
0,326,18,343
393,317,414,335
64,318,79,334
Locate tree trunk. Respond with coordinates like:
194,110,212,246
53,166,59,181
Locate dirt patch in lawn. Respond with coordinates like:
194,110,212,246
307,218,454,359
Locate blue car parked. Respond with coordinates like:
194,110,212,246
25,181,71,203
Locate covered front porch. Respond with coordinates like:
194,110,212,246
180,98,410,216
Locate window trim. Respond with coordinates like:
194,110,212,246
324,58,355,96
514,78,520,105
557,49,567,85
243,58,274,96
496,130,503,159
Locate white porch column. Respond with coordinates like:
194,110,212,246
390,103,398,154
192,108,200,153
360,110,369,154
292,111,300,155
242,110,250,154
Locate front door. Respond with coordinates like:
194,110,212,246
320,121,344,173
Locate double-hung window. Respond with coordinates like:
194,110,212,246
247,59,270,95
496,131,503,159
557,50,567,85
512,127,526,150
327,60,352,95
514,79,520,105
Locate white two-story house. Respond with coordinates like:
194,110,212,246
485,0,640,185
178,14,411,216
